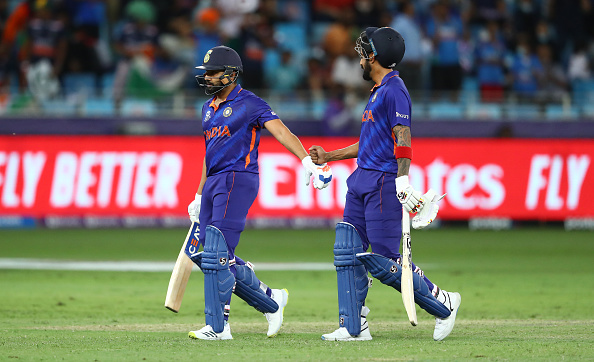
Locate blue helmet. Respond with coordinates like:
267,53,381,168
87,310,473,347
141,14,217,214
195,46,243,95
355,27,405,69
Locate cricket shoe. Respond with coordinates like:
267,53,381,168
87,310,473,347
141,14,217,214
265,288,289,337
321,306,372,341
433,291,461,341
188,322,232,340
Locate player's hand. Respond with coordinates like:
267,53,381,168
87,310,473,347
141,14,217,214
187,193,201,223
412,190,446,229
308,145,328,164
302,156,332,190
395,176,424,213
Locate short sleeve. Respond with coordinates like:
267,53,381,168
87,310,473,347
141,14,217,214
386,87,412,129
251,96,280,128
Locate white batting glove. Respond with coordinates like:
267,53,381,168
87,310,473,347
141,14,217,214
302,156,332,190
396,176,424,213
187,193,201,223
412,189,446,229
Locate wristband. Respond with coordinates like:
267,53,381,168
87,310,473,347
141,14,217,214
395,146,413,160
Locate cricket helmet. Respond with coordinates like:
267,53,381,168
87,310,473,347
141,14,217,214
355,27,405,69
195,46,243,95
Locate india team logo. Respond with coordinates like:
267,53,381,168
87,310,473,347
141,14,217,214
223,107,233,117
204,49,212,63
372,92,378,102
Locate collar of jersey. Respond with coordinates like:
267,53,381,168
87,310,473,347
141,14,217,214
209,84,243,111
370,70,400,93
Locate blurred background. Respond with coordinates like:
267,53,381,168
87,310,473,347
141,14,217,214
1,0,594,230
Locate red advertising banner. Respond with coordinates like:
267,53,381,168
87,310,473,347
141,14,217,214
0,136,593,220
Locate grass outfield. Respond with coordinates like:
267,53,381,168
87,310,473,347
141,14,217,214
1,227,593,361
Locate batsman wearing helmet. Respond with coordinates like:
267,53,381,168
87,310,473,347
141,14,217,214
187,46,332,340
310,27,461,341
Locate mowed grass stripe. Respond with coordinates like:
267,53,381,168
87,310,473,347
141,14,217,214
0,258,336,271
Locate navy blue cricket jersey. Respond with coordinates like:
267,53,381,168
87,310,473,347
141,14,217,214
357,70,412,173
200,85,279,176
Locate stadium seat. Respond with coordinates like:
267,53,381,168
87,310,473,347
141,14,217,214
506,104,540,119
41,99,77,115
466,103,502,119
121,99,156,116
544,104,579,120
84,97,115,116
62,73,95,97
428,102,464,119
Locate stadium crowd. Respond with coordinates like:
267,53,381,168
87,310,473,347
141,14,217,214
1,0,594,122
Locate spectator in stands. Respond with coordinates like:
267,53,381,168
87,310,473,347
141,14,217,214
513,0,541,42
235,12,275,90
475,20,506,102
265,49,302,95
0,0,34,91
112,0,159,109
426,1,464,100
192,7,223,75
23,0,68,100
567,40,591,81
536,43,569,104
508,34,543,103
214,0,259,40
313,0,355,22
63,0,109,95
321,7,357,64
391,0,426,94
353,0,384,28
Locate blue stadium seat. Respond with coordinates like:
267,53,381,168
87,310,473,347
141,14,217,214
62,73,95,96
121,99,156,116
84,97,115,116
428,102,464,119
101,72,115,98
506,104,540,119
41,99,76,115
466,103,502,119
544,104,578,120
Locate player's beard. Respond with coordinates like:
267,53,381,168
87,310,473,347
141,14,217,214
362,60,372,81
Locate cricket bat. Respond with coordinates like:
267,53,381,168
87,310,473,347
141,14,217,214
164,221,201,313
401,211,418,326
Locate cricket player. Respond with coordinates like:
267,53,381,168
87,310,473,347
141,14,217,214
186,45,332,340
310,27,461,341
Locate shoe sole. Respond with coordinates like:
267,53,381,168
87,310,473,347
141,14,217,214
188,331,233,340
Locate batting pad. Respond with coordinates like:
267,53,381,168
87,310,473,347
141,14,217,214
202,225,235,333
356,252,451,319
234,264,279,314
334,222,369,336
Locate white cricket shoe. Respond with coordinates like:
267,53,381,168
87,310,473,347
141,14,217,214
433,291,461,341
321,306,372,341
265,288,289,337
188,322,233,340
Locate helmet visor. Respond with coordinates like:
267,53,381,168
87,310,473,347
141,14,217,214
355,31,374,60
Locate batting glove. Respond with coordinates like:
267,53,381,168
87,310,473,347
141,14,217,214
302,156,332,190
412,189,446,229
187,193,201,223
396,176,424,213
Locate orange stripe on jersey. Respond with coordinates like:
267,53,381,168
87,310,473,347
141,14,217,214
391,131,398,159
223,171,235,219
245,126,257,168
